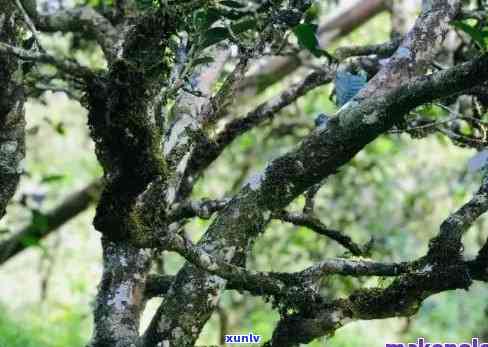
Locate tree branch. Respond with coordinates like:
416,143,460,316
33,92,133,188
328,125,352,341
167,198,230,222
161,232,407,299
274,210,364,256
267,170,488,346
0,42,96,80
238,0,386,94
0,2,25,221
0,180,102,265
144,1,469,344
22,2,118,61
181,68,335,196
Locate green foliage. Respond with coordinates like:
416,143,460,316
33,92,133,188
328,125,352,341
199,19,257,49
452,20,488,51
40,175,65,184
0,305,89,347
135,0,159,10
292,23,327,58
192,8,222,31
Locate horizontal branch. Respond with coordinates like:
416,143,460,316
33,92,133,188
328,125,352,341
335,37,401,61
21,2,118,61
162,232,408,300
0,42,96,80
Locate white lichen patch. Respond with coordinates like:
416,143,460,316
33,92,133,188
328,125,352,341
246,172,264,191
206,275,226,289
330,311,342,324
176,151,191,175
231,208,240,219
419,264,433,273
108,282,133,311
363,112,379,125
171,327,184,340
16,158,25,174
158,317,171,332
396,47,411,59
1,140,18,153
119,255,128,267
165,186,177,205
222,246,236,262
164,115,198,156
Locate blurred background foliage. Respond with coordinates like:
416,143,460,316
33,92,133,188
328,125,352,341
1,0,488,346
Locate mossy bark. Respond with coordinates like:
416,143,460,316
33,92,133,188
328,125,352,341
0,1,26,220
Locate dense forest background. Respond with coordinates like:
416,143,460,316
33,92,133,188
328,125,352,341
1,0,488,346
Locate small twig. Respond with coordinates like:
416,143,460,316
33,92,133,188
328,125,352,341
303,182,323,215
273,210,364,256
335,37,401,61
15,0,46,53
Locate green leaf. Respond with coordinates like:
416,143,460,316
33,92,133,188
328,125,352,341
292,23,324,57
199,19,257,49
221,0,245,8
135,0,157,9
20,235,41,247
200,27,230,49
231,18,256,33
41,174,65,184
452,21,487,50
193,8,221,31
192,56,215,67
31,210,49,232
54,122,66,135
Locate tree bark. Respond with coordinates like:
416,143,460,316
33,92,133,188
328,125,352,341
0,0,26,220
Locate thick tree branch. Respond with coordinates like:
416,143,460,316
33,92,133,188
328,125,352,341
161,232,407,299
89,240,152,347
181,68,335,197
0,2,25,221
144,2,470,345
267,170,488,346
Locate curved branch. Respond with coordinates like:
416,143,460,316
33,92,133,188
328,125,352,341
144,1,470,344
0,42,96,80
21,2,118,61
274,210,364,255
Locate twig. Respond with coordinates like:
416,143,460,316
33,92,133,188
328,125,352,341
273,210,364,256
0,41,95,80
